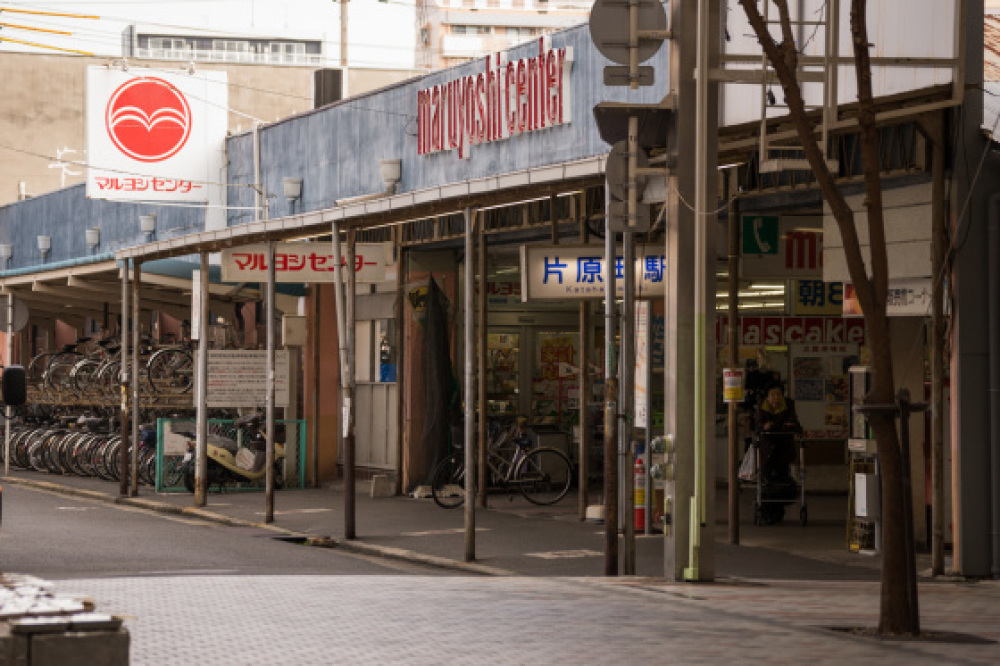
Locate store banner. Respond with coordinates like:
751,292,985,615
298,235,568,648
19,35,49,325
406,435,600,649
221,242,391,284
716,315,866,346
843,279,934,317
85,67,227,202
792,280,844,315
519,244,666,301
741,215,823,279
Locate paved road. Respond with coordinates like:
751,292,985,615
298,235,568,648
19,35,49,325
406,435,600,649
56,575,1000,665
4,475,1000,664
0,484,437,577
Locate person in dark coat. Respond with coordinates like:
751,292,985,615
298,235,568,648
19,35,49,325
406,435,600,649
758,383,801,435
756,383,801,482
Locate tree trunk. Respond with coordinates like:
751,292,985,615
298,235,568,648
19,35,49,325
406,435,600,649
737,0,919,635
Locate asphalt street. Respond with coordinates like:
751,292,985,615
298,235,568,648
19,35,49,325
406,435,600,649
0,483,437,578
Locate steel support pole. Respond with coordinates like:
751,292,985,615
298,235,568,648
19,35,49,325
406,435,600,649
118,263,130,497
622,229,635,575
345,231,357,538
311,284,320,488
195,254,209,507
579,191,591,521
727,172,740,545
930,111,946,575
603,184,619,577
265,240,276,524
464,208,476,562
684,0,710,583
394,230,406,496
477,216,488,509
130,261,141,497
331,221,353,539
4,293,11,477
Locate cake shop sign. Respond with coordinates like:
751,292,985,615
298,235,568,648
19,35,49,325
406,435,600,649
417,38,573,159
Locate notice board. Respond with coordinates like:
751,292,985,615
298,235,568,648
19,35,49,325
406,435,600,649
201,350,291,408
788,343,859,440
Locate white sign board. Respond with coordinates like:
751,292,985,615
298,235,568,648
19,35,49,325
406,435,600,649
520,244,666,301
202,350,290,408
221,242,391,284
634,301,650,429
191,268,203,340
86,67,227,202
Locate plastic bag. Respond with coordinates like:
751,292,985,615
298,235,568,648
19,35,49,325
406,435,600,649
738,445,756,482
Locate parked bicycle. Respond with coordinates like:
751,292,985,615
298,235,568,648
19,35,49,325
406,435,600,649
431,418,573,508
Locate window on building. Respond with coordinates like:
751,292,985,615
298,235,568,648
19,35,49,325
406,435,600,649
147,37,191,56
269,42,305,63
212,39,251,61
452,25,468,35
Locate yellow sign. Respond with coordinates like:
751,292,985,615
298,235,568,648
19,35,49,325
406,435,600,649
792,280,844,315
723,368,745,403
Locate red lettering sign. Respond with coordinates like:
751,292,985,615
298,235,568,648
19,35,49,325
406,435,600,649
718,316,866,346
417,40,574,158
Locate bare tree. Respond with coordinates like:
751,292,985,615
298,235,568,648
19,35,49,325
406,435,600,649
736,0,918,635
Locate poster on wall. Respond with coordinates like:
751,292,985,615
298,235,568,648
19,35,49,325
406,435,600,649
532,333,579,429
86,67,227,202
788,343,859,439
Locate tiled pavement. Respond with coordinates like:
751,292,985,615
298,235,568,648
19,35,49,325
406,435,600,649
5,470,999,664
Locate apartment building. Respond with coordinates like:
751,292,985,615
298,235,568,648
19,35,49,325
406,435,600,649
416,0,591,69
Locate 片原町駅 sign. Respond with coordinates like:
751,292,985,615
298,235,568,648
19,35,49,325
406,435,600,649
417,38,573,159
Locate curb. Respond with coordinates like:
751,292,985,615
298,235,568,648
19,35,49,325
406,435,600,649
2,475,514,578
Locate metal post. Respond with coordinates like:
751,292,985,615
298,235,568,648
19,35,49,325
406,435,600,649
311,284,320,488
331,220,353,539
118,263,130,497
930,111,946,575
684,0,711,583
265,241,276,524
195,254,209,507
345,230,357,538
4,292,11,477
579,191,592,521
897,389,922,634
622,229,635,575
727,173,740,545
603,183,619,577
394,230,406,496
130,261,141,497
464,208,476,562
477,216,488,509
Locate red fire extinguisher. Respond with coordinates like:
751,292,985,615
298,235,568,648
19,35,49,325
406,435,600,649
634,456,646,531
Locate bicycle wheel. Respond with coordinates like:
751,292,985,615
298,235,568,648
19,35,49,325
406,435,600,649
430,454,466,509
43,352,80,397
147,348,194,394
70,359,101,397
516,447,573,506
27,352,55,387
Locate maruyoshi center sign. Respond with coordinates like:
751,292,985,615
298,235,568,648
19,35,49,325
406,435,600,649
417,37,574,159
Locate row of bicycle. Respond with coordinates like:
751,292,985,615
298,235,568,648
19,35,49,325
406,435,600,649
1,421,173,488
26,336,195,403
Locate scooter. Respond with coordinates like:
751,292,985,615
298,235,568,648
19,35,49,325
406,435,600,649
177,412,285,492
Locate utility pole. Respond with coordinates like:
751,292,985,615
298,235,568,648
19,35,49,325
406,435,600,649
340,0,349,68
590,0,669,577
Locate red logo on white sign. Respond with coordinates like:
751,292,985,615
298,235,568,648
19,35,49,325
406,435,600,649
105,77,192,162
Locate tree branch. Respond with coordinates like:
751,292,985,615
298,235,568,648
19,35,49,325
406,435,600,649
737,0,875,312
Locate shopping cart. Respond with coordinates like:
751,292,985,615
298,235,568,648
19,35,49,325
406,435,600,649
742,429,807,526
